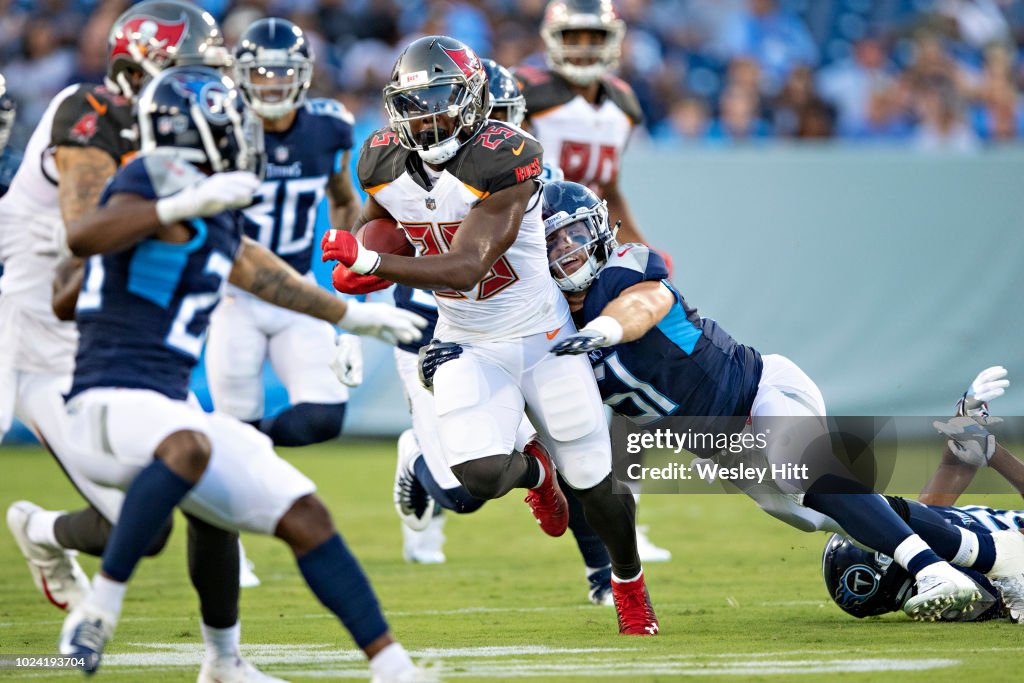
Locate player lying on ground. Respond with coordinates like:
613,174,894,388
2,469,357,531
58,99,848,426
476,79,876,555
824,366,1024,622
420,180,1024,622
322,35,658,636
2,3,284,680
53,66,426,682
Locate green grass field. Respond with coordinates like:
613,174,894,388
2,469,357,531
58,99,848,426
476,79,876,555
1,441,1022,682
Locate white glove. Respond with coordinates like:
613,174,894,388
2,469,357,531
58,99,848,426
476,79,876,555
339,300,427,345
155,171,260,225
933,415,1002,467
330,334,363,387
956,366,1009,417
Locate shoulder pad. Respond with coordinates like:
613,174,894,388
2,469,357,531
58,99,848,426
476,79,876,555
450,122,543,197
304,98,355,125
603,243,652,276
600,75,643,125
513,67,575,118
357,128,408,193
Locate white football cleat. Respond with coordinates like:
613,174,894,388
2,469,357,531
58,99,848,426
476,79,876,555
6,500,90,610
59,602,117,674
985,529,1024,623
198,655,289,682
402,512,446,564
238,539,261,588
394,430,434,531
904,561,981,621
636,525,672,563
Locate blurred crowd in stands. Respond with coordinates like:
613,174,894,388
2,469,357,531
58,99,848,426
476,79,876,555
2,0,1024,151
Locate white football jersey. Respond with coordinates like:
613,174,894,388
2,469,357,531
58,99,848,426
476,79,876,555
515,67,642,193
0,83,134,372
358,122,567,343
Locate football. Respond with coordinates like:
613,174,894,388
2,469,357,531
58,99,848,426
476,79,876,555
356,218,415,257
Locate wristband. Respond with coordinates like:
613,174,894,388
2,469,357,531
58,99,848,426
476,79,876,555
582,315,624,346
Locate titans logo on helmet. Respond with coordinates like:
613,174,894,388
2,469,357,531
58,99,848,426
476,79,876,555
834,564,881,608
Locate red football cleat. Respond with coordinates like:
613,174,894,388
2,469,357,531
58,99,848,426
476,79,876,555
522,440,568,537
612,572,659,635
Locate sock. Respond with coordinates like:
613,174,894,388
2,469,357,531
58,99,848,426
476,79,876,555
898,499,998,571
297,534,389,649
54,507,113,556
200,621,240,661
26,509,62,548
100,460,194,582
91,574,126,617
572,474,641,580
369,642,414,678
413,456,484,514
804,481,917,556
893,534,945,577
260,402,346,447
562,476,611,570
612,569,643,583
186,514,240,629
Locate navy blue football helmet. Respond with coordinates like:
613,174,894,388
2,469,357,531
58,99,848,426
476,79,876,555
0,73,15,152
482,59,525,127
136,66,263,175
822,534,914,618
234,18,313,120
542,180,616,292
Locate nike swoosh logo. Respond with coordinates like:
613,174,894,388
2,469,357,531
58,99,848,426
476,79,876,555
511,140,526,156
545,327,561,340
85,93,107,115
616,246,633,257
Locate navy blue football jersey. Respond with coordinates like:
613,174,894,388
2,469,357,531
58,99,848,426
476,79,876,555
242,99,354,273
393,285,438,354
69,154,243,402
578,245,762,429
0,148,21,197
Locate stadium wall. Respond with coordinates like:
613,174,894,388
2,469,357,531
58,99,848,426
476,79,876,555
4,148,1022,444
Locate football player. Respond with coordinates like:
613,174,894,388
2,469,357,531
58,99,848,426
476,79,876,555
55,66,425,680
388,58,526,567
424,180,1024,621
516,0,673,560
205,18,361,451
0,3,283,680
322,36,658,635
824,368,1024,622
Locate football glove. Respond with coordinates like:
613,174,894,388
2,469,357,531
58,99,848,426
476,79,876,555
330,334,363,387
955,366,1009,418
549,316,624,356
338,300,426,345
330,262,392,295
932,415,1002,467
155,171,260,225
417,340,463,392
321,229,381,274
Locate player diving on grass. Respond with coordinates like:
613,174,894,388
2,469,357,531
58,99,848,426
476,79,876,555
53,66,427,682
419,179,1024,622
321,36,659,636
824,366,1024,622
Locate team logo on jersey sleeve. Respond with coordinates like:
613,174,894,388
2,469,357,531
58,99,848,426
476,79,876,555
70,111,99,143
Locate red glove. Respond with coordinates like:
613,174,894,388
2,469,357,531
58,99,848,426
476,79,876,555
321,229,380,274
331,263,392,295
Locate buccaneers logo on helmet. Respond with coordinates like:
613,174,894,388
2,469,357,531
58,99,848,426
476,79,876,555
110,15,189,64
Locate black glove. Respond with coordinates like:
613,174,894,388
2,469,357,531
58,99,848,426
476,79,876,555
549,330,606,356
417,339,463,391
